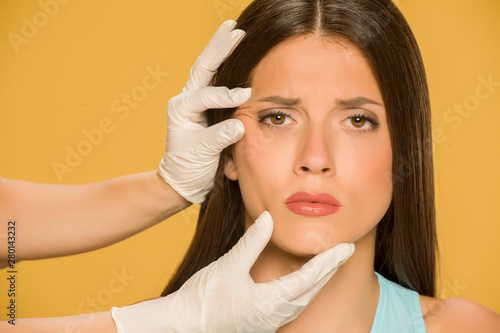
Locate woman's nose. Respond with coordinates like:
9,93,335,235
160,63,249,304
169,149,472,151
293,123,335,176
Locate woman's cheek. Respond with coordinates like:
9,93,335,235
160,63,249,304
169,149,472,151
340,140,392,222
234,115,297,171
233,115,274,164
234,122,298,217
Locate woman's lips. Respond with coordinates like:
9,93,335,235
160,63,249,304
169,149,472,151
285,192,341,216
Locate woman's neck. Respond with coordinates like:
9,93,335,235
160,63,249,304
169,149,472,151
250,227,380,332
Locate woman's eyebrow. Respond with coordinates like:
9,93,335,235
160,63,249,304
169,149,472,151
257,96,301,106
336,97,384,107
257,96,383,107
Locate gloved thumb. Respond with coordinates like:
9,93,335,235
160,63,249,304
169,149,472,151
276,243,355,303
200,118,245,155
222,211,274,273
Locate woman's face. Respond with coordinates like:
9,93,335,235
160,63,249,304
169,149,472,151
225,35,393,257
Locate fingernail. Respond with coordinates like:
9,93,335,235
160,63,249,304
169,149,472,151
227,119,245,140
255,211,273,228
232,29,246,39
230,87,252,100
234,119,245,133
223,20,237,30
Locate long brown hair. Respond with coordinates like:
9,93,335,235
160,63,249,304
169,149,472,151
162,0,437,297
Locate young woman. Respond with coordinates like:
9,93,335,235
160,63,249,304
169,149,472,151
155,0,500,331
2,0,499,331
1,18,354,333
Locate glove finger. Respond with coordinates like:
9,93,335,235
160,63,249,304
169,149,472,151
272,243,355,303
221,211,274,273
252,261,344,327
196,119,245,155
185,20,245,91
172,86,251,123
252,244,354,323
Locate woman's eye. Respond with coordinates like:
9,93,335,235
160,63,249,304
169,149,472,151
343,114,379,132
258,111,293,128
269,114,287,125
350,116,367,128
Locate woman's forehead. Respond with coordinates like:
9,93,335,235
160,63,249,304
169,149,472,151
249,35,382,104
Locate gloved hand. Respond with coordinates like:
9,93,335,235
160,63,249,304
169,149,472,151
111,211,355,332
158,20,251,204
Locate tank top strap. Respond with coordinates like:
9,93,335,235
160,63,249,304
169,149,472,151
370,272,427,333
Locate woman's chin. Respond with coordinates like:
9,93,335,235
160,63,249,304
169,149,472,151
271,232,342,258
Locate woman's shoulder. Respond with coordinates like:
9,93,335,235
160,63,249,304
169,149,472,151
419,295,500,332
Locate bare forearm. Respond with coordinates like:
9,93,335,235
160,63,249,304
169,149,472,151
0,311,118,333
0,171,190,263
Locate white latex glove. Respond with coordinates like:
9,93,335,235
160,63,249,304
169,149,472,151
111,211,355,332
158,20,251,204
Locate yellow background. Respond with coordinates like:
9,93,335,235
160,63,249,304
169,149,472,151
0,0,499,320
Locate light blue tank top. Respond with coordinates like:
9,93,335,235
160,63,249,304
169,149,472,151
370,272,426,333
